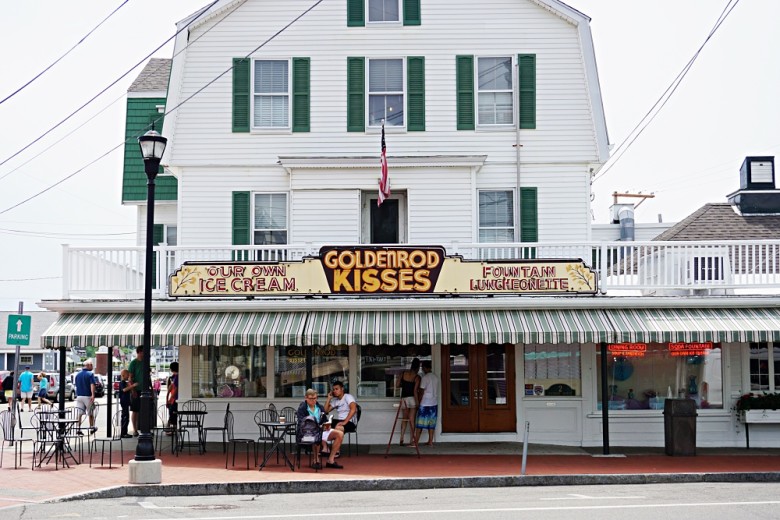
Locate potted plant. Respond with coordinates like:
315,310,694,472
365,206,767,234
735,392,780,423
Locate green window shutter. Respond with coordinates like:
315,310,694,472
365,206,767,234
520,187,538,243
347,57,365,132
151,224,165,290
232,191,251,261
407,56,425,131
403,0,421,25
232,58,250,133
347,0,365,26
292,57,310,132
456,55,474,130
518,54,536,129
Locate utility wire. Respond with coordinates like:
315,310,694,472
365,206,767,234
0,227,135,238
0,276,61,282
0,0,219,169
0,0,130,106
592,0,741,184
0,0,324,216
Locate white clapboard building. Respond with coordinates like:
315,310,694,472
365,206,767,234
40,0,780,451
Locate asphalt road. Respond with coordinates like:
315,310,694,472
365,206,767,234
4,483,780,519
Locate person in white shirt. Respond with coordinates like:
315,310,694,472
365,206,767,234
414,360,439,446
324,381,358,434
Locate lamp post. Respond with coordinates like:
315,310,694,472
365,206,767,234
135,129,167,461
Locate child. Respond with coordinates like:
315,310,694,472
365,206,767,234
119,369,132,438
37,372,52,406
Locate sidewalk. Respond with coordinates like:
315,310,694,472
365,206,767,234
2,440,780,509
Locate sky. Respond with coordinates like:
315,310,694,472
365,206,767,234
0,0,778,312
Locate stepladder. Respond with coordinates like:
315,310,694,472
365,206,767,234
384,398,421,458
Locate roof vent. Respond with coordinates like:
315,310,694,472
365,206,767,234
739,156,774,190
727,156,780,214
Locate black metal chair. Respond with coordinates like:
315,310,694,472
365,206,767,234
179,399,207,453
153,404,177,455
0,409,34,469
253,408,276,461
90,411,124,468
203,403,230,453
279,406,297,449
345,404,362,456
226,411,256,469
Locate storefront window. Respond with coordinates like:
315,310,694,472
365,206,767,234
524,344,581,397
191,346,267,398
749,342,780,392
358,344,432,398
596,342,723,410
275,345,350,398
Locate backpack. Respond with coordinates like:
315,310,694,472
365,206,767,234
298,415,321,445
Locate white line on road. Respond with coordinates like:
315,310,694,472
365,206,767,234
141,500,780,520
540,493,646,500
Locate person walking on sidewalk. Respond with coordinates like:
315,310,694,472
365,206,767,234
118,369,132,438
75,360,97,434
2,371,14,408
18,366,35,412
37,372,52,406
414,360,439,447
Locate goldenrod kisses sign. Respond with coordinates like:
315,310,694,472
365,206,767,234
168,246,597,297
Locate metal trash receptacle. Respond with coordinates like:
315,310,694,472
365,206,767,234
663,398,697,456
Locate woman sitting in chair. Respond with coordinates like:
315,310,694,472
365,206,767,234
296,388,344,470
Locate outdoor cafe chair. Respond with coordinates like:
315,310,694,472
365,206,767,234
226,411,256,469
153,404,177,456
179,399,207,454
279,406,297,448
202,403,230,453
90,410,124,468
253,408,276,461
0,409,35,469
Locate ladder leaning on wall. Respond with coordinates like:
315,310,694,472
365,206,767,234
384,398,421,458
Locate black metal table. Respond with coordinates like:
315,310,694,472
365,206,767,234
177,410,207,454
258,421,295,471
38,417,80,469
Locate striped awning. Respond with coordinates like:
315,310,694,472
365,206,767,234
41,312,307,348
302,309,614,346
607,308,780,343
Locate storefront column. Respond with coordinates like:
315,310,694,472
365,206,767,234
600,341,610,455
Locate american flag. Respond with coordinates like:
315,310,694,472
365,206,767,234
377,122,390,206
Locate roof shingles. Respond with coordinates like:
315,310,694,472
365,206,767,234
654,203,780,241
128,58,171,93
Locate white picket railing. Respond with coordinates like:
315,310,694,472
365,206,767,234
61,240,780,299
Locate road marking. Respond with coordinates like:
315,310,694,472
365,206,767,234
540,493,646,500
141,500,780,520
139,501,190,510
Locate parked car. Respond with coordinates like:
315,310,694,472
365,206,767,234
38,375,75,402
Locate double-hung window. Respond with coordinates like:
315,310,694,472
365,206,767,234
368,0,399,22
254,193,288,245
477,56,513,126
368,59,404,127
478,190,515,242
253,60,289,128
749,342,780,392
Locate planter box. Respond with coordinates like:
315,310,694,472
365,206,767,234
741,410,780,423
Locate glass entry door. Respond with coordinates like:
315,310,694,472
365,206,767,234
441,344,516,433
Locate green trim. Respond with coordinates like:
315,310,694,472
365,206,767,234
518,54,536,129
292,57,310,132
456,55,474,130
403,0,421,25
407,56,425,131
232,58,250,133
347,0,365,26
520,187,538,243
347,57,365,132
232,191,251,261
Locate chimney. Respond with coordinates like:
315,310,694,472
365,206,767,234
727,157,780,214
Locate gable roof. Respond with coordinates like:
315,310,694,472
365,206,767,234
128,58,171,93
654,203,780,241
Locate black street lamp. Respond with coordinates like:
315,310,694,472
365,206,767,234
135,129,167,461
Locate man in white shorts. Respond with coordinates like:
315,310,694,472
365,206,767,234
74,359,97,434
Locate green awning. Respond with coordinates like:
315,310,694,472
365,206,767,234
607,308,780,343
303,309,614,346
41,312,307,348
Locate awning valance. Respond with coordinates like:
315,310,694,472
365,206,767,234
41,312,307,348
302,309,614,346
607,308,780,343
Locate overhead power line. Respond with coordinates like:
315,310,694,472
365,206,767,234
0,0,131,106
0,0,325,217
0,0,219,169
593,0,741,184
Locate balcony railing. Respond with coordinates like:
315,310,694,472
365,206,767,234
61,240,780,299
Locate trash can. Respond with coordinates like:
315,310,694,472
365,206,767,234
663,398,697,456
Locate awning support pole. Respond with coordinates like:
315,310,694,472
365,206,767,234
600,341,610,455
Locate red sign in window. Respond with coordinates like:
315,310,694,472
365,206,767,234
669,342,713,357
608,343,647,357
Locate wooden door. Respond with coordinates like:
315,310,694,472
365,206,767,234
441,344,516,433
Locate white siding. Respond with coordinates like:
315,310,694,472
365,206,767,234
136,203,178,247
291,190,360,243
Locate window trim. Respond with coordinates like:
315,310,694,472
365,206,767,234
477,189,517,243
367,57,406,129
476,55,515,128
251,58,292,131
19,355,33,365
360,190,408,244
252,192,289,246
367,0,401,24
748,342,779,393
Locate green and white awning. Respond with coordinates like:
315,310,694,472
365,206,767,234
302,309,614,346
607,308,780,343
41,312,307,348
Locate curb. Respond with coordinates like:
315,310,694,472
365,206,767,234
56,472,780,502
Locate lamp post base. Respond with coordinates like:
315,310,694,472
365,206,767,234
129,459,162,484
